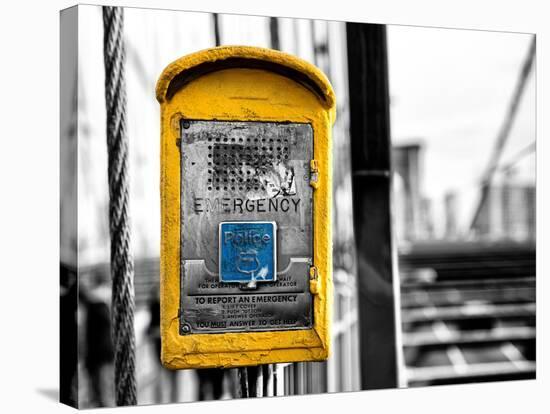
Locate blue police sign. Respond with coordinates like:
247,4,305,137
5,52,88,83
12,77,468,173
219,221,277,283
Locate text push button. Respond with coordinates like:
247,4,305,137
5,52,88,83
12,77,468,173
219,221,277,283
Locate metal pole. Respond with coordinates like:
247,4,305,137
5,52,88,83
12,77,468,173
238,367,249,397
346,22,401,389
212,13,221,46
269,18,280,50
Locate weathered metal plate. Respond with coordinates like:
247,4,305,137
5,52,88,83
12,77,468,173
219,221,277,283
179,120,313,334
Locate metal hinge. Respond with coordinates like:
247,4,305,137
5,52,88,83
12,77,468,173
309,159,319,188
309,265,318,281
309,265,320,295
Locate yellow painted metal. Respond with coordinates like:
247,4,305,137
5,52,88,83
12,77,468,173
157,46,336,369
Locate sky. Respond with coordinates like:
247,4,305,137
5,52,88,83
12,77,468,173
73,7,536,263
387,25,535,236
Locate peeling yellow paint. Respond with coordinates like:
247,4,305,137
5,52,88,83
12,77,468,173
157,46,335,369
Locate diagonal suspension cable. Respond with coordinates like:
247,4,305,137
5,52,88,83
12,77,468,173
481,37,535,185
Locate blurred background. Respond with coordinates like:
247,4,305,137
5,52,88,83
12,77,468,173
60,5,535,408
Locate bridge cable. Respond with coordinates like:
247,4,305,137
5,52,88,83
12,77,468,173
102,5,138,406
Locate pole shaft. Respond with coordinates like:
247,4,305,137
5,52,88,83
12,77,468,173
346,22,400,389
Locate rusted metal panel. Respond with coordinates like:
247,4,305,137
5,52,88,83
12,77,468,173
179,120,314,334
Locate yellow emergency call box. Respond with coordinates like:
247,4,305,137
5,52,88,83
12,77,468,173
156,46,336,369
